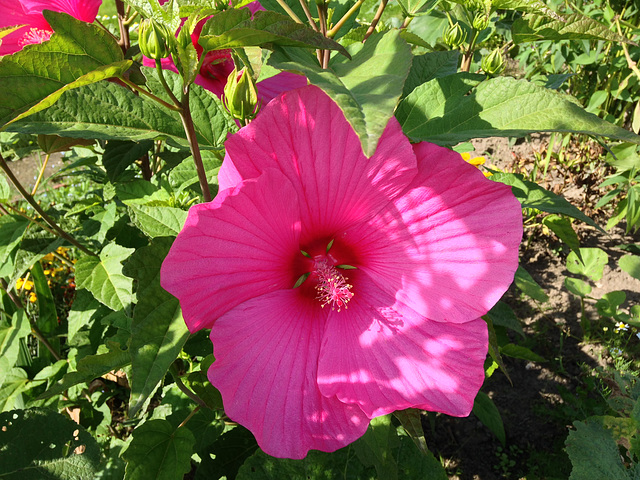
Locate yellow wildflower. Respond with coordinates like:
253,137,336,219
16,278,34,291
29,292,37,303
461,152,492,177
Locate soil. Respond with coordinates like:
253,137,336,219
3,136,640,479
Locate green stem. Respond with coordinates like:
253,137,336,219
363,0,388,41
31,152,50,196
155,59,182,108
116,0,131,53
170,366,208,408
180,88,212,202
275,0,305,24
117,76,182,112
0,152,97,258
178,406,201,428
327,0,366,37
460,30,479,72
0,279,63,362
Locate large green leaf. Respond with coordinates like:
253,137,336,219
7,73,235,150
491,172,599,228
472,392,506,445
103,140,154,182
402,50,460,98
270,30,412,156
565,420,630,480
123,239,190,416
199,9,348,57
0,310,30,388
566,248,608,282
122,419,195,480
0,367,28,412
619,254,640,281
0,408,101,479
75,244,135,312
0,11,127,128
129,205,188,238
512,13,632,44
514,265,549,302
397,75,640,145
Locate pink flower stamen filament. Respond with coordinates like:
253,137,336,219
314,259,353,311
20,27,52,47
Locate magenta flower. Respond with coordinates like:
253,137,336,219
0,0,102,56
161,86,523,458
143,2,306,103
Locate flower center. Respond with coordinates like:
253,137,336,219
20,27,52,48
314,259,353,311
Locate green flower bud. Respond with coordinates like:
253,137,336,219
139,19,170,60
472,13,489,32
481,48,505,76
443,22,467,49
223,67,259,123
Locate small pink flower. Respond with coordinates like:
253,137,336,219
0,0,102,55
143,2,306,103
161,86,523,458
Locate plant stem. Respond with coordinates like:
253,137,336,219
0,279,63,362
460,30,479,73
316,2,330,68
299,0,319,31
31,153,51,195
171,367,208,408
178,406,201,428
180,88,212,202
0,153,97,257
327,0,366,37
116,0,131,53
155,59,182,108
3,203,59,238
118,76,182,112
363,0,388,41
275,0,305,24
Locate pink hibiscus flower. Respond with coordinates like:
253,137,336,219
0,0,102,56
143,2,306,103
161,86,523,459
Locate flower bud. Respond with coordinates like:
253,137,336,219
443,22,467,49
481,48,505,75
138,19,170,60
223,67,259,123
472,13,489,32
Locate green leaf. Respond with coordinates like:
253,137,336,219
566,248,608,282
0,408,101,479
123,239,190,417
0,11,127,128
168,150,222,194
619,254,640,281
393,409,430,456
483,315,512,383
403,50,460,98
543,214,581,256
8,74,235,150
115,179,172,206
199,9,348,57
0,215,29,269
270,30,412,156
103,140,154,182
38,347,131,399
353,415,399,480
397,75,640,146
75,244,135,312
596,291,626,318
490,0,559,14
514,266,549,302
0,174,10,202
129,205,188,238
31,262,57,337
472,391,506,445
486,301,524,337
0,310,30,388
500,343,546,363
198,426,258,480
512,13,633,44
0,367,28,411
492,172,599,228
565,420,630,480
122,419,195,480
564,277,592,297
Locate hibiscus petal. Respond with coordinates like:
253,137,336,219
161,169,302,331
208,289,370,459
256,72,307,105
20,0,102,22
317,271,488,418
346,142,522,323
220,86,418,242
